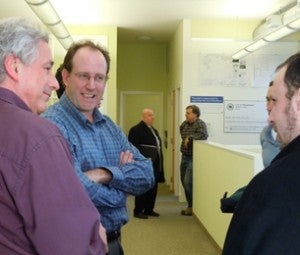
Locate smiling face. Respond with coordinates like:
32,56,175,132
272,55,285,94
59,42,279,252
63,46,107,120
16,41,58,114
268,66,300,148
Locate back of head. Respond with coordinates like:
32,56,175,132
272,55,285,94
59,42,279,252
55,64,65,98
0,17,49,84
276,52,300,100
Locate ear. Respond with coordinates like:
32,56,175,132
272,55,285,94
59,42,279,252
61,68,70,88
4,54,20,81
295,88,300,111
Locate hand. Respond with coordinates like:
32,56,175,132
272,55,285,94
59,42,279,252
119,150,135,165
84,168,112,184
184,137,190,148
99,223,109,254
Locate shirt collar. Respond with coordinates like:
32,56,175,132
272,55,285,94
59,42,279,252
60,93,105,125
0,87,31,112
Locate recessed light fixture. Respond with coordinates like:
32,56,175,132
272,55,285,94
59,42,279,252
138,35,152,41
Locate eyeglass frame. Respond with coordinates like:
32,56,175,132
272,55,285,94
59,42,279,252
72,71,108,84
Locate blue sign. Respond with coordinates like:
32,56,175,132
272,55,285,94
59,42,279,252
190,96,223,103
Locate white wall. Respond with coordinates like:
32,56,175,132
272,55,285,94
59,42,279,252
182,23,299,145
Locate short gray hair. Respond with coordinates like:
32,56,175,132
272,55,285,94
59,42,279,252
0,17,49,83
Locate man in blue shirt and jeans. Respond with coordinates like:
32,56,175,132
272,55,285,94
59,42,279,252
43,40,154,255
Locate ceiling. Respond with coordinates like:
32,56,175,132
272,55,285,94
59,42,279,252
0,0,297,43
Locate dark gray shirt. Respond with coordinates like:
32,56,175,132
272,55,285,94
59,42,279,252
180,118,208,156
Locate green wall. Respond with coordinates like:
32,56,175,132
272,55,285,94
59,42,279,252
117,42,168,125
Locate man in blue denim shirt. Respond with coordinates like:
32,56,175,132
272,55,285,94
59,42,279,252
43,40,154,255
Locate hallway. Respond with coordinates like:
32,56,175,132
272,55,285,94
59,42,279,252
122,184,221,255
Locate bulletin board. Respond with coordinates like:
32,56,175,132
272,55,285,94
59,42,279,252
224,100,268,133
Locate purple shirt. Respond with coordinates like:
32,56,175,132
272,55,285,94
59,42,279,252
0,88,105,255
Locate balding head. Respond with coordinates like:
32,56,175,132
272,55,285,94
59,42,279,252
142,108,154,126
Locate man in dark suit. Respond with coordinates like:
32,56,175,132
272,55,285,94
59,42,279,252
128,109,165,219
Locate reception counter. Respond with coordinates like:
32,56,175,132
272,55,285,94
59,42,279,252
193,141,264,249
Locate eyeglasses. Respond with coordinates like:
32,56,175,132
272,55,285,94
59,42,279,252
73,72,107,84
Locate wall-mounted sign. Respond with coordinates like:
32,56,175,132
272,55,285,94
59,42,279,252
224,100,267,133
190,96,224,114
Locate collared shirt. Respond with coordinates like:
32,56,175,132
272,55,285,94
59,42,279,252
0,88,105,254
260,124,281,167
180,118,208,155
42,94,154,232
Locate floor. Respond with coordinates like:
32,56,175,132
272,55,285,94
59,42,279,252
122,184,221,255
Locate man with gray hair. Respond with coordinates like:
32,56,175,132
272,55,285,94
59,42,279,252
0,17,107,254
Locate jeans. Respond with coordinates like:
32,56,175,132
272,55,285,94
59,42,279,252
180,154,193,208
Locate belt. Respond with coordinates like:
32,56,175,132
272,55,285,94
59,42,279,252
107,230,121,242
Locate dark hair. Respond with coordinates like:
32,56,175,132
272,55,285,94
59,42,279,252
276,52,300,100
55,64,64,98
62,40,110,77
186,105,200,117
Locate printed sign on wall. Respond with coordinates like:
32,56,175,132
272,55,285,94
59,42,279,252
224,100,268,133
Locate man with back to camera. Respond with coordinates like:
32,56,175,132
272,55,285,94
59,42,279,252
0,17,107,254
42,40,154,255
222,52,300,254
128,108,165,219
180,105,208,216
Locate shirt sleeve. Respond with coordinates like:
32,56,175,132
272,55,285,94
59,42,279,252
100,123,155,196
72,154,128,208
192,120,208,140
15,134,105,255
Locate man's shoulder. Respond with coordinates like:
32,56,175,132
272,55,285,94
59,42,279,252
43,102,69,122
8,104,59,134
130,121,145,130
197,118,206,124
2,106,62,152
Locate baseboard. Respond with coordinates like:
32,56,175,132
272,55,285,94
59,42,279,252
193,214,222,254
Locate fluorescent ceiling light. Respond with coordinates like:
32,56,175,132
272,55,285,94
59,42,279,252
245,39,268,52
287,18,300,29
232,3,300,60
232,49,249,60
25,0,73,50
264,26,295,41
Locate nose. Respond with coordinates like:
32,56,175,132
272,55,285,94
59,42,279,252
86,78,96,90
267,108,274,124
266,101,274,114
50,74,59,91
